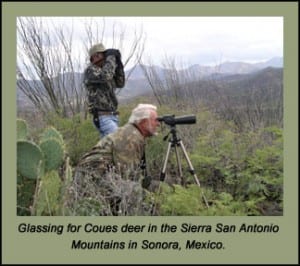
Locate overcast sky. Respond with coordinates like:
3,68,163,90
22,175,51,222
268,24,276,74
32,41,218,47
132,16,283,64
18,16,283,71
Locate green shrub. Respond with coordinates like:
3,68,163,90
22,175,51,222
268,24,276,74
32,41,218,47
17,175,37,215
35,170,62,215
153,184,206,215
46,114,98,165
190,119,283,215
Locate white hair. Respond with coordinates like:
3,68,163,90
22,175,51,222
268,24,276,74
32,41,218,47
128,104,157,125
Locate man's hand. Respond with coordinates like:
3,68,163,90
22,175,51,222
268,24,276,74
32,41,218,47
142,176,152,189
105,49,121,60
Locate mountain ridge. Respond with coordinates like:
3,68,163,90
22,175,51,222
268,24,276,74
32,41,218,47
17,57,283,106
125,56,283,80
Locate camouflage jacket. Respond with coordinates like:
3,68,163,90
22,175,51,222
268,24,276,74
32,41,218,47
67,123,152,216
83,55,119,113
76,123,146,181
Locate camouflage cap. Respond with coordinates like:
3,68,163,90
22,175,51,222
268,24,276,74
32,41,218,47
89,43,106,57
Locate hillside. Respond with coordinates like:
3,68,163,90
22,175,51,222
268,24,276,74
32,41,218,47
17,57,283,108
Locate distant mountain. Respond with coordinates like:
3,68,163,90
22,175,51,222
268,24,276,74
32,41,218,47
216,57,283,74
126,64,166,80
217,61,258,74
118,78,151,99
216,67,283,92
162,66,283,114
119,57,283,99
254,57,283,69
125,57,283,80
17,57,283,107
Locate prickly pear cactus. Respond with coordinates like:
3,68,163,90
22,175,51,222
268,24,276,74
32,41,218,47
17,121,69,216
40,126,64,146
17,119,28,140
17,140,44,179
39,138,65,172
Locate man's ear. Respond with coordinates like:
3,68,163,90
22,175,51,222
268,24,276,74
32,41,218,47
139,118,149,128
136,119,148,133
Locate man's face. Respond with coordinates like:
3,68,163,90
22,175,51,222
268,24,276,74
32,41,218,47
145,110,160,136
91,52,105,66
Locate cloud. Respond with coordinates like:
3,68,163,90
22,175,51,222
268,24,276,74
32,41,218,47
134,16,283,65
17,16,283,70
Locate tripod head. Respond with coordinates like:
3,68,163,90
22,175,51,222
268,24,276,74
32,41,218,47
162,125,181,144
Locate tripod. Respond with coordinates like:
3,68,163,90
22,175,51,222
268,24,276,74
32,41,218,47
160,125,209,208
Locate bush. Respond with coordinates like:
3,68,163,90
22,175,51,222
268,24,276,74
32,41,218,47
46,114,99,165
190,119,283,215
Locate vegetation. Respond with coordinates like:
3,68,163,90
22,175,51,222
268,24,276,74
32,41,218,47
16,18,283,216
17,85,283,215
17,119,72,215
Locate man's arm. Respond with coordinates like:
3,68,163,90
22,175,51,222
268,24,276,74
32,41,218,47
84,55,117,84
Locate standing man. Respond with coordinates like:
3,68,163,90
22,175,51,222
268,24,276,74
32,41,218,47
84,43,125,138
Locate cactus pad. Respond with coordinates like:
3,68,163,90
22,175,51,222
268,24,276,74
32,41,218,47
40,138,64,171
40,126,64,145
17,140,44,179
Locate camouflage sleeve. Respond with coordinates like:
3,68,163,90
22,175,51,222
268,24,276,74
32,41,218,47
84,55,117,84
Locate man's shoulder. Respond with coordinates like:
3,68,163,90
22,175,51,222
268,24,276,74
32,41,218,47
120,123,141,136
111,124,143,142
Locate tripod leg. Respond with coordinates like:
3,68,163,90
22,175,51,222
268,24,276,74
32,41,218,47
178,140,209,208
178,140,200,186
174,144,184,186
160,142,172,181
